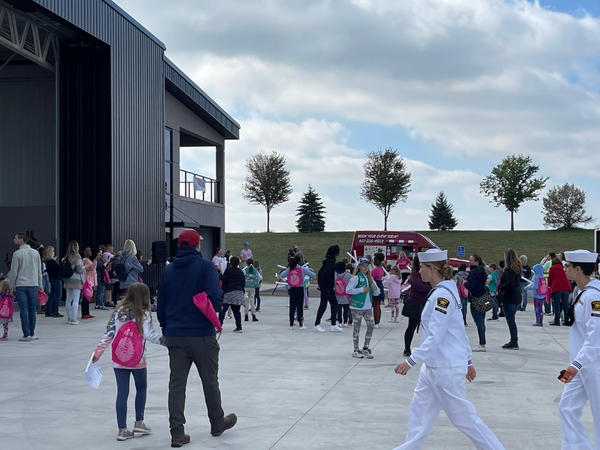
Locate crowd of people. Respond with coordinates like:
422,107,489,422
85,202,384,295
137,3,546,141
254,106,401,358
3,229,600,449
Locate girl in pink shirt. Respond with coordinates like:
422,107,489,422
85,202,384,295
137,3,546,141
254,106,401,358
383,266,402,322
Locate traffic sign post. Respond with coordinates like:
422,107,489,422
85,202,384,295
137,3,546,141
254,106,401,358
457,246,465,257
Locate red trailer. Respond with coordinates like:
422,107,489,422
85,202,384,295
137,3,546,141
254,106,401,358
350,231,468,269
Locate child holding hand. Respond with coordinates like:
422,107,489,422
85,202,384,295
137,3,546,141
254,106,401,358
0,281,14,340
383,266,401,323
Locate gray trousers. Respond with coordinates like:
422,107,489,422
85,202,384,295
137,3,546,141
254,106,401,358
165,335,225,436
352,309,374,350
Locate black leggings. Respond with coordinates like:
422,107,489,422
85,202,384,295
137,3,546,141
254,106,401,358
219,304,241,329
337,304,352,324
315,287,338,326
289,287,304,326
404,317,420,351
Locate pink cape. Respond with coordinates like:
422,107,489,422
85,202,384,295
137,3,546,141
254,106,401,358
193,292,222,332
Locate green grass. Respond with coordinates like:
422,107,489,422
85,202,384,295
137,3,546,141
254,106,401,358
225,229,594,282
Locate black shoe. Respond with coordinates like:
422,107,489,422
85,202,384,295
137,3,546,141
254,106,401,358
45,313,53,317
549,321,560,326
502,342,519,350
171,434,190,447
53,313,64,318
252,315,259,322
211,413,237,437
487,317,499,321
255,308,261,312
244,314,249,322
233,327,243,333
498,312,505,317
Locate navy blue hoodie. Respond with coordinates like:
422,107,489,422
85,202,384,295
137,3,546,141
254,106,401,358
157,247,223,337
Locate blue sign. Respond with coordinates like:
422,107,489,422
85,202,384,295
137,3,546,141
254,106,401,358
457,246,465,257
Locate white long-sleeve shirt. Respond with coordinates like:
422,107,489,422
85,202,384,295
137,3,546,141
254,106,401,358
346,275,380,310
569,279,600,371
406,280,473,368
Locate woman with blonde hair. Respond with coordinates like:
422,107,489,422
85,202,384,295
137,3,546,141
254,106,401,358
118,239,144,300
394,249,504,450
63,241,85,324
498,248,523,350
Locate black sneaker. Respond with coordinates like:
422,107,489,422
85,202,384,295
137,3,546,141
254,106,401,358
53,313,64,318
252,315,259,322
502,342,519,350
45,313,53,317
233,328,243,333
211,413,238,436
487,317,499,321
498,312,505,317
171,434,190,447
244,314,249,322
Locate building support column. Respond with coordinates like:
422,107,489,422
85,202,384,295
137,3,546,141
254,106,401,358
216,144,225,248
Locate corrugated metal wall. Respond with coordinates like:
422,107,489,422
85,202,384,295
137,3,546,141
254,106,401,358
33,0,165,255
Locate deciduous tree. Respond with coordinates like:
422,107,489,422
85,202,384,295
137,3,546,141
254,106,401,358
479,154,548,231
428,191,458,231
296,185,326,233
542,183,594,229
360,148,411,231
242,150,292,232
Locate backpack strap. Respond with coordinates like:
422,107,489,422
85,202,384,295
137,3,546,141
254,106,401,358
428,284,461,309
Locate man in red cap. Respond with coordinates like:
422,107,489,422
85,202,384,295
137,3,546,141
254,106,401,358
158,229,237,447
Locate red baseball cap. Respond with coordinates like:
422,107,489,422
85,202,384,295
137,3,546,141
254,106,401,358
178,229,202,248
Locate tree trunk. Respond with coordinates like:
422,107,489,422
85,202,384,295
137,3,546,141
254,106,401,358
266,210,270,233
511,211,514,231
384,213,388,231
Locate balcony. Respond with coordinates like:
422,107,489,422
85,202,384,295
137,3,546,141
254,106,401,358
179,169,219,203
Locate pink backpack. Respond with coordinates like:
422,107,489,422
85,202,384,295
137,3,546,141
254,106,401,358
287,267,303,288
335,276,347,296
0,294,13,319
112,320,144,367
460,281,469,299
537,278,548,296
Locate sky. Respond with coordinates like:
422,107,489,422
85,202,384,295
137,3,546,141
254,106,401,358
117,0,600,233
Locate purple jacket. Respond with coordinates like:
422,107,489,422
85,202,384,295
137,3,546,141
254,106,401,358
407,271,431,305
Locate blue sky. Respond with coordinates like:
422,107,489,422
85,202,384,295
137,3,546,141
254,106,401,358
118,0,600,232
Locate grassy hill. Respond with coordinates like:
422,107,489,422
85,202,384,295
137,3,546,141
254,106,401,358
225,229,594,283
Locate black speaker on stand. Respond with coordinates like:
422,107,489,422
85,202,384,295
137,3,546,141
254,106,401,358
152,241,167,264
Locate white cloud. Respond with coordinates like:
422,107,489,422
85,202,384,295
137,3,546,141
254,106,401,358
115,0,600,230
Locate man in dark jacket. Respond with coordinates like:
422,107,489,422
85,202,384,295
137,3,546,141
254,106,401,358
158,229,237,447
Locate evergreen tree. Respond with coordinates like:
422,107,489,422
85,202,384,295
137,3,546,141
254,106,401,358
296,185,326,233
428,191,458,231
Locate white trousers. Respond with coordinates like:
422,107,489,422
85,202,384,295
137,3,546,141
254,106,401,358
394,365,505,450
559,367,600,450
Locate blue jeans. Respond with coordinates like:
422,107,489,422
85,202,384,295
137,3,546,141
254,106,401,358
491,294,500,318
520,281,528,310
114,368,147,429
254,286,261,309
16,286,38,337
504,303,519,345
460,296,468,324
552,291,570,324
47,279,62,315
470,303,486,345
95,283,105,307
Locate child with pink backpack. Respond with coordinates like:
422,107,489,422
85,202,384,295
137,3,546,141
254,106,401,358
525,264,548,327
92,283,164,441
334,262,353,327
279,256,315,329
0,281,14,340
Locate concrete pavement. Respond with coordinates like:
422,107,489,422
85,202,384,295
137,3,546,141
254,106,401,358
0,295,591,449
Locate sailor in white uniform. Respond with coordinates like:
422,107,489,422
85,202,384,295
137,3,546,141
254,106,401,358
394,249,505,450
559,249,600,450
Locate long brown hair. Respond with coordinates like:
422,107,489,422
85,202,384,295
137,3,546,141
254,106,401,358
113,283,152,335
505,248,522,276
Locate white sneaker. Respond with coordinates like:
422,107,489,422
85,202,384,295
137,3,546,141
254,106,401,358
67,318,73,324
343,323,349,327
314,325,326,332
330,325,343,332
352,350,364,358
374,324,380,329
30,335,39,341
472,345,487,352
288,326,294,330
299,325,307,330
71,319,80,325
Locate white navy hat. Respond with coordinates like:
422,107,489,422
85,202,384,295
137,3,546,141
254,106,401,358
564,250,598,264
418,249,448,263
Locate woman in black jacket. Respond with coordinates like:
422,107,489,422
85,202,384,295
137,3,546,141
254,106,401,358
465,254,488,352
314,245,341,332
219,256,245,333
498,248,522,350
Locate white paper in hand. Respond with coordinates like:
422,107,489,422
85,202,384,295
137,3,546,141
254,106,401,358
85,353,102,389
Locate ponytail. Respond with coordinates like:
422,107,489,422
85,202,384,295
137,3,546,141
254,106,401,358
247,258,254,273
289,259,298,269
